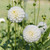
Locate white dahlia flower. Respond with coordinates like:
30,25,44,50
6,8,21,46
0,18,5,23
37,22,47,34
23,25,41,42
8,6,25,23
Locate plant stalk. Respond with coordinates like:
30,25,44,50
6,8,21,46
8,20,10,39
34,6,36,25
24,0,27,11
6,20,10,50
30,46,31,50
12,0,14,7
14,23,16,50
36,0,40,25
6,0,11,50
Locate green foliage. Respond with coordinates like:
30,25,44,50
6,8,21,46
0,23,50,50
14,1,17,5
44,40,50,48
7,4,11,10
42,27,50,42
46,48,50,50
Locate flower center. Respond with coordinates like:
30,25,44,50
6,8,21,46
12,10,18,18
13,11,16,13
28,31,34,37
12,10,16,14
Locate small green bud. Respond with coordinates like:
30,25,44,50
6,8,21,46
14,1,17,4
33,3,36,6
42,15,46,20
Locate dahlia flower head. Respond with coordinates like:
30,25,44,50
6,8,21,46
8,6,25,23
0,18,5,23
37,22,47,34
23,25,41,42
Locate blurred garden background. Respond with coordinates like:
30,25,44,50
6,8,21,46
0,0,50,50
0,0,50,28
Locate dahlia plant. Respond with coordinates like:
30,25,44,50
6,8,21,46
0,0,50,50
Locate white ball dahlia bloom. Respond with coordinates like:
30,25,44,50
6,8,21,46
8,6,25,23
0,18,5,23
23,25,41,42
37,22,47,34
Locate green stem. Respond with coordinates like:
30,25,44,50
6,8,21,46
4,48,6,50
17,0,18,5
22,0,27,28
34,6,36,25
15,0,18,6
6,0,11,50
6,20,10,50
14,23,16,50
37,0,40,25
7,1,11,50
19,0,24,28
30,46,31,50
43,19,45,26
8,20,10,39
24,0,26,11
14,1,17,49
20,0,22,7
12,0,13,7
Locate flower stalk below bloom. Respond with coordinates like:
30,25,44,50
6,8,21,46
36,0,40,25
14,23,16,50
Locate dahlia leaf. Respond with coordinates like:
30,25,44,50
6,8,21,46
37,42,45,50
42,27,50,42
46,48,50,50
44,40,50,48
